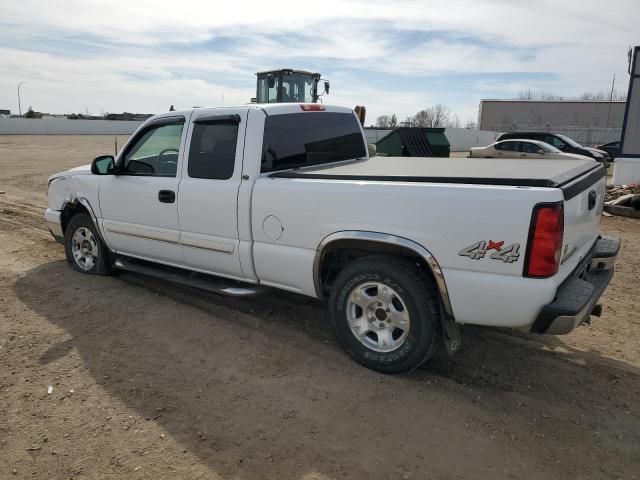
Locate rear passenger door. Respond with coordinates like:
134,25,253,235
177,109,247,279
495,141,519,157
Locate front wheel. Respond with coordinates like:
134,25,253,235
64,213,112,275
329,255,440,373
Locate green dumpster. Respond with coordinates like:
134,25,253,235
375,127,450,157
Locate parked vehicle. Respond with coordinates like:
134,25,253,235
595,141,621,159
45,103,619,373
469,139,593,160
497,132,610,161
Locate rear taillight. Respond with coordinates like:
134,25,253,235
300,104,325,111
524,202,564,278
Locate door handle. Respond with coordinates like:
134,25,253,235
158,190,176,203
588,190,597,210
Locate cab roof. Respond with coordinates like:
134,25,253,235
152,103,354,120
256,69,320,76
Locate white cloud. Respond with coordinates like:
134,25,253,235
0,0,638,122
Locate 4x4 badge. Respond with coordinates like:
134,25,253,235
459,241,520,263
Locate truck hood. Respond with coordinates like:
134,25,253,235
48,164,92,182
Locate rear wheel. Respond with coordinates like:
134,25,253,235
329,255,440,373
64,213,112,275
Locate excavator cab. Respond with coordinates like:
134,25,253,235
256,69,329,103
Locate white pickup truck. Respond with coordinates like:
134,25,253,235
45,103,619,373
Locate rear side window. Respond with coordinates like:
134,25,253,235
188,121,239,180
261,112,366,173
519,142,540,153
497,141,518,152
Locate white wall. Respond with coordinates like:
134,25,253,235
479,100,626,131
444,127,498,151
0,118,142,135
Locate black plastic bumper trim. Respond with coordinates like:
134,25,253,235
531,236,619,334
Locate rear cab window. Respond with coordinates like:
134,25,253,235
261,112,366,173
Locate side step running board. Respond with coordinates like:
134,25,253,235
113,257,263,297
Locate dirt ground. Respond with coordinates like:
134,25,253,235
1,135,639,480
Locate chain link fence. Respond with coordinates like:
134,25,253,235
496,125,621,147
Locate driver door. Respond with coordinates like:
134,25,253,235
99,115,188,264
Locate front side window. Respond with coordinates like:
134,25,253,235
188,121,239,180
122,121,184,176
261,112,366,172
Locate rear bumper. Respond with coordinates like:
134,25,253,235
44,208,64,244
530,236,619,335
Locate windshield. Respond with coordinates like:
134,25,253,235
541,142,562,153
281,73,315,103
257,72,316,103
261,112,366,172
556,134,582,148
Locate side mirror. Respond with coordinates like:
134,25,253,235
91,155,115,175
324,81,330,94
537,149,545,155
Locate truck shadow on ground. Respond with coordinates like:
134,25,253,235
14,260,640,479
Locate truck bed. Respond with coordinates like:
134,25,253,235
269,156,605,198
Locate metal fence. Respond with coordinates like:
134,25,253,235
496,125,621,147
0,118,142,135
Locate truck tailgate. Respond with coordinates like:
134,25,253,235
557,164,607,277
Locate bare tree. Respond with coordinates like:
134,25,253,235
412,110,429,127
517,89,626,102
426,104,450,128
578,90,627,101
517,89,564,101
389,114,398,128
410,105,450,128
375,115,391,128
449,113,461,128
402,116,416,127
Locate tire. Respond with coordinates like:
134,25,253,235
64,213,112,275
329,255,440,374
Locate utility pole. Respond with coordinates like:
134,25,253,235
17,81,27,117
606,74,616,127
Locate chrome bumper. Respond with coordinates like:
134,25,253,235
44,208,64,243
531,236,619,335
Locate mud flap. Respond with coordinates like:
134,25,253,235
440,307,462,356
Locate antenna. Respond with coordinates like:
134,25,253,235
606,73,616,127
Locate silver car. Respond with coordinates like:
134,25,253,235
470,139,594,160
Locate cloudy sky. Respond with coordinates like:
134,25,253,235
0,0,638,124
